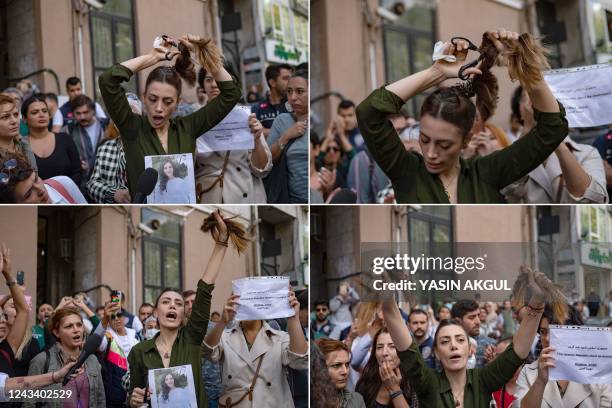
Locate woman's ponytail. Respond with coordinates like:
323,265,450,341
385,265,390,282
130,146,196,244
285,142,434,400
175,43,196,86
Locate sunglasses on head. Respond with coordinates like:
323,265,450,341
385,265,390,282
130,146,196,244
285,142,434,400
0,159,17,185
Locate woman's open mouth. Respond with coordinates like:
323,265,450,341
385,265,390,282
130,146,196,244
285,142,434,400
166,311,178,322
152,115,165,126
449,353,463,362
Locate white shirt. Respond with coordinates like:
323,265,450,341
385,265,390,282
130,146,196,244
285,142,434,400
44,176,88,204
94,102,107,120
83,119,102,150
109,327,139,357
52,110,63,127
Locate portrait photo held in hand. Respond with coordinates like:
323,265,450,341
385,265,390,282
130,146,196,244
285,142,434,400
145,153,196,204
148,364,197,408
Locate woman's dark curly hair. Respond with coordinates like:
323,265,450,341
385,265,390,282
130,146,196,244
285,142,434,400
421,32,549,138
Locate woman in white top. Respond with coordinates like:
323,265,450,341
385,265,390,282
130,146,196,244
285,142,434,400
204,291,308,407
195,67,272,204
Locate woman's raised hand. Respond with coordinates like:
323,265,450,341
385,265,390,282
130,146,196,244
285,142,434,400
536,346,556,384
178,35,202,53
379,360,402,393
432,39,482,80
222,293,240,323
0,243,11,279
288,287,300,315
485,29,520,55
248,114,264,138
150,35,180,63
211,210,229,244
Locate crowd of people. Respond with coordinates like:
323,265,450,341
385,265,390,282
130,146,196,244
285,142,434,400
0,34,308,204
311,276,612,408
0,212,310,407
310,29,611,204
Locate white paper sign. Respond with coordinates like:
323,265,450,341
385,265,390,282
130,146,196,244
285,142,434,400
544,64,612,128
144,153,196,204
196,105,254,153
549,325,612,384
148,364,197,408
232,276,294,321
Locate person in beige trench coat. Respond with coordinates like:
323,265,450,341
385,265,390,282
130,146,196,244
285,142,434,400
512,306,612,407
195,68,272,204
203,291,308,408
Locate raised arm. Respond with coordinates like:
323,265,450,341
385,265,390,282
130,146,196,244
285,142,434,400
201,211,228,285
0,244,28,354
204,293,238,349
287,288,308,354
381,297,412,352
512,270,550,359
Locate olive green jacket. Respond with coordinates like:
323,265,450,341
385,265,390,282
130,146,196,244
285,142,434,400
356,87,569,203
98,64,241,194
127,280,214,408
398,340,524,407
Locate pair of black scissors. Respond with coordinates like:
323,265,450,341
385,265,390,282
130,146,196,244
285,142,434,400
450,37,483,80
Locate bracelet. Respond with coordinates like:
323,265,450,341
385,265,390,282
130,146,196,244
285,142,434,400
389,390,402,400
51,370,57,383
6,280,16,287
214,239,229,247
279,141,287,151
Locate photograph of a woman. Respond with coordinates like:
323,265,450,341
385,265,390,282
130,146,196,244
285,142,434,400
146,154,196,204
150,369,197,408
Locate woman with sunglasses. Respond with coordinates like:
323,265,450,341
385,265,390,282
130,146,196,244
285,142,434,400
356,29,567,203
315,119,356,192
93,299,139,407
0,154,87,203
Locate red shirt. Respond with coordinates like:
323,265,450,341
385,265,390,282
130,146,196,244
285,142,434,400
492,388,517,408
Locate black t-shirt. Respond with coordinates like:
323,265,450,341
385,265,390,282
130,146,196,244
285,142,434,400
34,132,83,186
251,97,288,129
0,339,16,377
14,338,41,377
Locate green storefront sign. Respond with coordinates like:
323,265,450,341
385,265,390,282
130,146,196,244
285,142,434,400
274,43,302,62
588,246,612,266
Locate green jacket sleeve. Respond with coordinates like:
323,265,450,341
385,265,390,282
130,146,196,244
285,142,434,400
356,87,420,181
475,102,569,189
178,79,242,138
479,342,525,393
397,341,438,397
127,344,145,396
98,64,141,141
184,280,214,345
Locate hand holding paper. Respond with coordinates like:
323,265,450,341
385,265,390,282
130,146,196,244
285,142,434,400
549,325,612,384
232,276,294,321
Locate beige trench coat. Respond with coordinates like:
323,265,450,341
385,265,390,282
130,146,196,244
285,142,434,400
203,322,308,408
502,138,608,203
195,133,272,204
513,360,612,408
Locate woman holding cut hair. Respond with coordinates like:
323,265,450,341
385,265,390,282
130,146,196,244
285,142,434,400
127,211,228,408
356,29,568,203
381,268,554,407
99,35,241,196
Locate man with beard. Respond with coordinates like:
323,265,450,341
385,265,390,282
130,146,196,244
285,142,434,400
451,299,496,368
312,300,338,340
252,63,293,138
408,309,435,368
65,94,109,193
32,303,53,349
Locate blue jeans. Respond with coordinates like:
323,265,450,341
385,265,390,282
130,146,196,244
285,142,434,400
208,399,219,408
